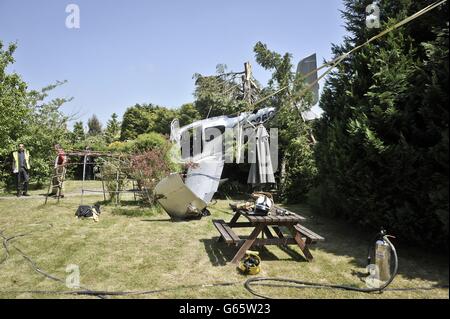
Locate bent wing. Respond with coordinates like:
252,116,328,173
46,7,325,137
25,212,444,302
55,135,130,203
154,173,207,219
185,156,224,204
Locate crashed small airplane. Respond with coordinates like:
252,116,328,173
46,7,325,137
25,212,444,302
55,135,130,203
154,107,276,219
155,53,319,220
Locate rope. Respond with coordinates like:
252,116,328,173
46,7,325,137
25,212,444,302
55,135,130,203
250,0,448,110
232,0,447,146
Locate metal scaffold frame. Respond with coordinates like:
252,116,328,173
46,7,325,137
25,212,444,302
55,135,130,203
44,150,152,205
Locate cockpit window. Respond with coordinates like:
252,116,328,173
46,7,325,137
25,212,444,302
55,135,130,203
205,125,225,142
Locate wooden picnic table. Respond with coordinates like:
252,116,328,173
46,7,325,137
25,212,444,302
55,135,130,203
213,204,324,264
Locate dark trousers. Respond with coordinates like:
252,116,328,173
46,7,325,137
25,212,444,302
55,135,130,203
16,167,29,193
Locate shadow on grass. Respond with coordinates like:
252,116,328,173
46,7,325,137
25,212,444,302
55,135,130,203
94,199,148,207
110,207,162,218
282,203,450,288
200,238,306,266
141,218,172,222
209,207,235,216
114,199,147,207
201,198,448,287
351,269,371,284
93,199,112,206
2,182,45,192
143,215,214,223
111,208,147,217
93,198,170,220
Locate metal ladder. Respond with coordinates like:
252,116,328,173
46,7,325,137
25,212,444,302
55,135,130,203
44,167,66,204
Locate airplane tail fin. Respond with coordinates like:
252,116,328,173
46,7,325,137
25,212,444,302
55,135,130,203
170,119,180,144
297,53,319,106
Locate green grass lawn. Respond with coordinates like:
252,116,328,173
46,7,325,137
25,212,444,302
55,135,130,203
0,181,448,299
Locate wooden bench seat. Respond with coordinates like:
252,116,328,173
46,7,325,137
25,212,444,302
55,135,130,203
212,219,240,245
294,224,325,243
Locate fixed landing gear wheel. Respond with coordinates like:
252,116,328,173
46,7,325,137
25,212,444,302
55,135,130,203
201,209,211,217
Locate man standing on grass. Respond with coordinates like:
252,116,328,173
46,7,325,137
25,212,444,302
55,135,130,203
12,143,31,197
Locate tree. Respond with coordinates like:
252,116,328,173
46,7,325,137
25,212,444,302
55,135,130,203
193,64,248,118
0,42,29,159
120,103,177,140
0,41,74,186
87,114,103,136
177,103,202,127
314,0,449,247
24,81,73,183
120,104,151,140
71,121,85,145
253,42,317,200
0,41,77,186
151,107,177,135
188,46,317,200
105,113,121,144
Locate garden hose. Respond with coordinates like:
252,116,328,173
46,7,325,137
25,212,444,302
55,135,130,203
243,230,408,299
0,224,239,298
0,224,109,299
1,225,447,299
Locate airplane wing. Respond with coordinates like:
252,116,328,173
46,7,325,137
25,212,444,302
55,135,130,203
154,173,207,219
185,155,224,203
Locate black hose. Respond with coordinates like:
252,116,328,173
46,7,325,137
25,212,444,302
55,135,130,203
244,233,400,299
0,224,108,299
2,226,446,299
0,224,240,298
0,282,241,297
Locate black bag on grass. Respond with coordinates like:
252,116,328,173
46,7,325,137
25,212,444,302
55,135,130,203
75,204,101,218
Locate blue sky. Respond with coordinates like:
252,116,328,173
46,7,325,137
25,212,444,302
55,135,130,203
0,0,347,127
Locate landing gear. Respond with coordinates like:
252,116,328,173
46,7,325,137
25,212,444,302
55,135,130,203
201,209,211,217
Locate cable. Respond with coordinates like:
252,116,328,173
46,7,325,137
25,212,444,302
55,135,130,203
244,279,448,299
243,233,446,299
244,232,398,299
0,224,240,299
248,0,448,111
1,225,447,299
229,2,449,151
0,282,240,297
0,224,108,299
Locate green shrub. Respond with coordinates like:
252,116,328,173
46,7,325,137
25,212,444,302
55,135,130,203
108,141,135,153
133,132,168,152
109,132,168,154
281,135,318,203
101,158,128,202
81,135,108,152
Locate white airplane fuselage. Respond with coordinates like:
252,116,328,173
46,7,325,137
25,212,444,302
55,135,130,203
156,107,276,219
